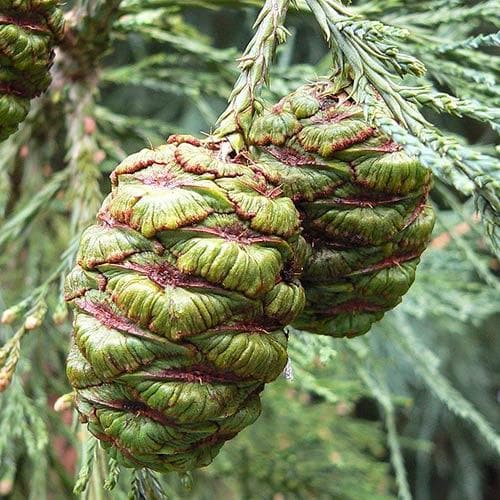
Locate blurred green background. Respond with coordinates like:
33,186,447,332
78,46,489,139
0,1,498,499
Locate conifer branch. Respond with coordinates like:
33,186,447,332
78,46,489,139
354,361,412,500
0,328,25,392
436,31,500,53
305,0,499,248
65,83,103,236
392,0,499,28
73,433,97,495
392,313,500,456
216,0,292,149
59,0,123,80
0,170,70,251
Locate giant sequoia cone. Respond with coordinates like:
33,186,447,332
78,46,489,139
65,135,305,472
249,79,435,337
0,0,64,140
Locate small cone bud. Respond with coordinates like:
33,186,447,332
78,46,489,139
24,303,47,331
0,479,14,496
1,299,32,325
54,392,75,412
1,309,17,325
24,316,42,330
52,303,68,325
0,371,14,393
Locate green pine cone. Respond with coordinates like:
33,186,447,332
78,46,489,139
249,80,435,338
65,135,305,472
0,0,64,140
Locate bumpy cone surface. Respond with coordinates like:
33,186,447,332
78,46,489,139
248,80,435,337
65,135,305,472
0,0,64,140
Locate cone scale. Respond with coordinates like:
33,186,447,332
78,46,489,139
65,135,305,472
0,0,64,140
249,80,435,337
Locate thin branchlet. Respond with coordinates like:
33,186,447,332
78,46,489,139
215,0,292,148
